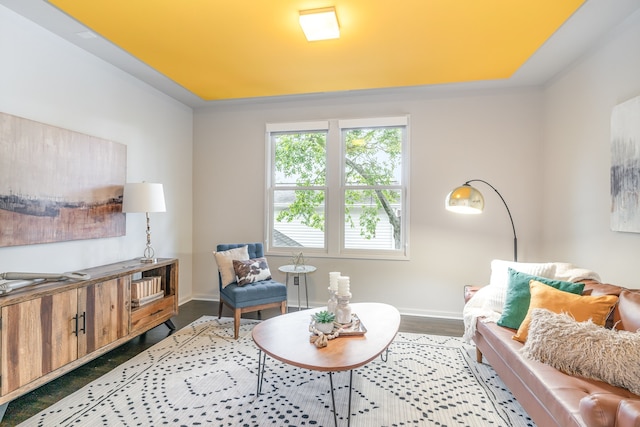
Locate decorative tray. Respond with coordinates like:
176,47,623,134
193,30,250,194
334,313,367,336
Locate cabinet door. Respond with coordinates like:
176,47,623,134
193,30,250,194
1,289,78,395
78,277,129,357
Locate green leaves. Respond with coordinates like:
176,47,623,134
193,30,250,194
344,128,401,186
275,132,326,186
276,190,325,231
313,310,336,323
273,125,403,249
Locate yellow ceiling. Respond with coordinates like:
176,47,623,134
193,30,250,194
47,0,585,101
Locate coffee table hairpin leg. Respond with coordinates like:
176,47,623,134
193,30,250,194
328,370,354,427
256,348,388,424
256,350,267,396
380,346,390,362
256,350,353,426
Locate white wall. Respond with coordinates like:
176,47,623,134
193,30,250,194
0,5,194,302
541,10,640,287
191,7,640,318
4,3,639,319
192,88,545,318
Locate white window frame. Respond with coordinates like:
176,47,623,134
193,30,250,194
266,116,410,260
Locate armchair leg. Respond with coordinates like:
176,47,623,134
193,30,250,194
280,300,287,314
476,347,483,363
218,300,223,319
234,308,241,339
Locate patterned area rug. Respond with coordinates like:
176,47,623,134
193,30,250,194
20,316,535,427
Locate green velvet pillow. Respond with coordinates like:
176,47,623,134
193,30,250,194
497,268,585,329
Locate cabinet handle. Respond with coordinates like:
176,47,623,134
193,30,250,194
73,314,79,336
80,312,86,334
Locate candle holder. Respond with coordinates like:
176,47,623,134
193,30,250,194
336,293,352,324
327,288,338,315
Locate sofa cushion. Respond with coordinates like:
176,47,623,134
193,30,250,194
582,280,626,297
220,279,287,308
513,281,618,343
213,245,249,288
617,400,640,427
614,290,640,332
497,268,585,330
233,257,272,286
579,393,624,427
522,308,640,396
581,280,627,328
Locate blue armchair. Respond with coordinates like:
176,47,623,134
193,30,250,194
216,243,287,338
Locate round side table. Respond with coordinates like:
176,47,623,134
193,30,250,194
278,265,316,310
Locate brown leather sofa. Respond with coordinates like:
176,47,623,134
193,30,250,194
466,280,640,427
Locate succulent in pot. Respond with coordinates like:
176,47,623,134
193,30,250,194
312,310,336,334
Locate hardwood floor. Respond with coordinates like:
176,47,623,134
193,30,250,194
0,300,463,426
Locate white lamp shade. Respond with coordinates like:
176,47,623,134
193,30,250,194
122,183,166,213
445,185,484,214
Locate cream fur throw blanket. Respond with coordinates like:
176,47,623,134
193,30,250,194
521,309,640,396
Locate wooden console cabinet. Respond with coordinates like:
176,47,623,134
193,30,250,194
0,258,178,407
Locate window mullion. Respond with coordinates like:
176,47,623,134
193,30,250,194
325,120,342,257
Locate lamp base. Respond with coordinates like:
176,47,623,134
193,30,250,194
139,257,157,264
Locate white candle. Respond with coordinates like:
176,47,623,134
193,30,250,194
329,272,341,291
337,276,350,296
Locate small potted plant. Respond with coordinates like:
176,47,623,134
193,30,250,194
312,310,336,334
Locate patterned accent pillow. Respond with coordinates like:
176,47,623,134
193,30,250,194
233,257,272,286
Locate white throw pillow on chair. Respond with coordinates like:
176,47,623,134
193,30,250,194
213,245,249,288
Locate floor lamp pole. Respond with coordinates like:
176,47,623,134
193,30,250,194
465,179,518,261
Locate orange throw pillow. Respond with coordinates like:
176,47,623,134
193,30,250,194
513,280,618,343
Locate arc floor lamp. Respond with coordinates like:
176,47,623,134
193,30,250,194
445,179,518,261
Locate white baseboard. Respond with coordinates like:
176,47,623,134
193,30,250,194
183,297,463,321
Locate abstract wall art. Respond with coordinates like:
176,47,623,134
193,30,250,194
0,112,126,247
611,95,640,233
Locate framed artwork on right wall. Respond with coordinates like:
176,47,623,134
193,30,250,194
611,94,640,232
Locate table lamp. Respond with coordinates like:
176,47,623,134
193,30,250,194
122,182,166,263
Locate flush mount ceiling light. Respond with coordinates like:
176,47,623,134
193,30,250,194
299,7,340,41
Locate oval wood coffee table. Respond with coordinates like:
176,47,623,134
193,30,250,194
252,302,401,426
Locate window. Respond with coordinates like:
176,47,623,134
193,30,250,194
266,117,409,259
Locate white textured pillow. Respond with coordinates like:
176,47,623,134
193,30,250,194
489,260,556,288
480,284,509,314
522,309,640,395
213,246,249,288
486,260,556,312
